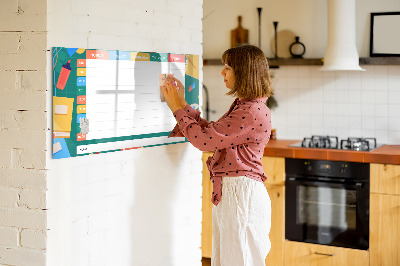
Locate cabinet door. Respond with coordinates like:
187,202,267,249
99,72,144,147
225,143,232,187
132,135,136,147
370,163,400,195
370,193,400,266
202,152,213,258
284,241,369,266
265,184,284,266
261,156,285,185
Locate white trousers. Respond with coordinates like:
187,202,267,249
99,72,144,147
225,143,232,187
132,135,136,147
212,176,271,266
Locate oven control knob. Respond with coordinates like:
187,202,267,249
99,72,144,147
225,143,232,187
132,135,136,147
340,164,347,174
305,162,312,171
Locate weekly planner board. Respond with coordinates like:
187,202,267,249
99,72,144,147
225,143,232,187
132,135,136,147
52,47,199,159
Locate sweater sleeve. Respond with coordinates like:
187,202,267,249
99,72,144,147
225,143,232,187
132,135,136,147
172,106,257,152
169,104,210,137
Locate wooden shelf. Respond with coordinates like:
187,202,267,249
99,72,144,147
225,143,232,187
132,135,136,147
268,58,322,67
203,57,400,67
359,57,400,65
203,58,322,67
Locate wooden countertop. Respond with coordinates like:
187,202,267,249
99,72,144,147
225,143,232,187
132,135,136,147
263,139,400,165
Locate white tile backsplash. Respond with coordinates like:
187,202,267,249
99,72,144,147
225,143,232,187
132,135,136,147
286,77,299,89
361,104,375,117
389,131,400,143
204,65,400,144
375,130,389,144
362,89,375,103
323,103,336,116
348,103,362,116
389,117,400,131
375,104,389,117
285,66,298,77
374,90,388,104
336,115,348,129
374,65,388,77
388,77,400,91
375,117,389,129
374,77,388,91
388,91,400,105
388,66,400,76
298,77,311,89
362,116,375,130
336,103,349,116
298,67,312,78
336,90,349,103
349,128,363,137
389,104,400,117
348,90,362,104
270,65,400,144
348,117,362,131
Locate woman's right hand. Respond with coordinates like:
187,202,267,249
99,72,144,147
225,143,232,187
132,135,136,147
168,76,187,108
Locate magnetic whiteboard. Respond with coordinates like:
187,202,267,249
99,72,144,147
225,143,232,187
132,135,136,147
52,47,200,159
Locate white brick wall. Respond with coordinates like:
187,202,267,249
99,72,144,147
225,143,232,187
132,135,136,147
0,227,19,247
0,0,48,265
21,229,47,250
46,1,203,266
2,0,203,264
0,187,19,208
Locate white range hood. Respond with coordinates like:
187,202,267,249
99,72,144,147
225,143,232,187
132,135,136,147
320,0,365,71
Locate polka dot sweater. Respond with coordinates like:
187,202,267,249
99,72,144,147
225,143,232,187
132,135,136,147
169,97,272,206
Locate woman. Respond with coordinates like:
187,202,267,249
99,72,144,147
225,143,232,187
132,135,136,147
161,44,273,266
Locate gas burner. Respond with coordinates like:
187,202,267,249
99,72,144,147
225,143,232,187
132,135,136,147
290,136,380,151
340,137,377,151
301,135,339,149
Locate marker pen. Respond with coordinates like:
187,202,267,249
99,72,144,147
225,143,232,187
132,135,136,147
56,60,72,90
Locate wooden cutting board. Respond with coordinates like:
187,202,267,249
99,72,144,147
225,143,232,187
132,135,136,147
231,16,249,48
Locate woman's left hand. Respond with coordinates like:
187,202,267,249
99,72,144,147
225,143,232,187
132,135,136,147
161,80,183,113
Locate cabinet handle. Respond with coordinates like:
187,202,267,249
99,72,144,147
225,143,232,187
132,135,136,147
314,252,335,257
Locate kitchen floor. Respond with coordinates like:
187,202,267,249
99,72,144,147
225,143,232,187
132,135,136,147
202,257,211,266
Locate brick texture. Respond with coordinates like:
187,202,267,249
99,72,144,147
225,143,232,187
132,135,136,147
21,229,46,250
0,0,47,265
0,247,46,266
0,187,19,208
0,227,19,247
2,0,204,265
19,189,47,209
0,208,47,230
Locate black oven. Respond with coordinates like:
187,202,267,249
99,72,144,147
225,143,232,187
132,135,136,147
285,158,369,250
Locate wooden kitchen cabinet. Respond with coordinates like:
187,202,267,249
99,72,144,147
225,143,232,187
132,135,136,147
370,163,400,266
202,152,213,258
264,184,285,266
370,163,400,195
201,154,286,265
284,241,369,266
261,156,285,186
262,156,285,266
370,193,400,266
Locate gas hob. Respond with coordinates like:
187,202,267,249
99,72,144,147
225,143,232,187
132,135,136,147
289,135,382,151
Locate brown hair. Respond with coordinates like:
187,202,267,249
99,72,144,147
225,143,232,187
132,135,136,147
221,44,273,99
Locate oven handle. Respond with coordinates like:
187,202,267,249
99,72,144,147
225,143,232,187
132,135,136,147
286,177,364,189
313,252,335,257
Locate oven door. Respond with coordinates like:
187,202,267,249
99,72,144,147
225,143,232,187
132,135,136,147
285,177,369,250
